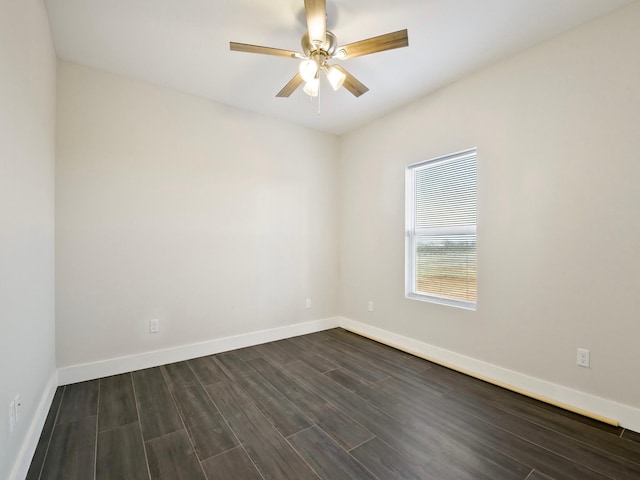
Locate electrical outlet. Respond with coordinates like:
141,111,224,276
368,301,374,312
9,400,16,432
577,348,590,368
305,298,312,309
149,319,159,333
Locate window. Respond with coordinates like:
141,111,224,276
405,148,477,309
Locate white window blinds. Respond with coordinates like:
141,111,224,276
406,149,477,309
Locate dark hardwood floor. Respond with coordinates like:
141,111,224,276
26,328,640,479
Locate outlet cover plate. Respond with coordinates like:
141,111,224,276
149,319,159,333
577,348,590,368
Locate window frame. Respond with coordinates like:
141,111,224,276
405,148,478,310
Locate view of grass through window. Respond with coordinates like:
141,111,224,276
416,235,477,302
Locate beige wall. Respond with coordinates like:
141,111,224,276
0,0,57,477
339,2,640,409
55,62,339,368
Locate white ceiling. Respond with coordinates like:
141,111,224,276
44,0,634,135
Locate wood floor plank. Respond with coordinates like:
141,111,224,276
56,380,99,425
526,471,555,480
423,453,524,480
257,338,339,374
257,339,338,374
145,430,205,480
214,350,255,379
426,361,623,436
418,359,628,449
623,428,640,444
132,368,183,441
26,386,64,480
254,341,297,365
366,377,610,480
288,334,390,382
379,356,632,473
350,437,436,480
525,412,640,462
284,360,532,478
161,361,199,389
205,380,320,480
231,345,265,362
441,390,640,479
322,328,432,374
282,360,438,462
39,416,97,480
365,385,531,480
502,386,624,437
163,370,238,460
98,373,138,432
358,374,606,480
387,359,472,396
288,426,377,480
457,380,640,461
324,367,376,393
188,356,228,385
200,447,262,480
446,415,609,480
248,357,374,450
96,421,150,480
380,371,451,398
233,372,312,437
281,338,339,372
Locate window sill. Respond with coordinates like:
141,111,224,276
405,292,476,311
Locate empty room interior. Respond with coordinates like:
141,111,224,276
2,0,640,479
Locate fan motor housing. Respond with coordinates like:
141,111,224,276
301,31,338,58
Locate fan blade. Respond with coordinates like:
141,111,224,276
230,42,300,58
333,65,369,97
276,73,304,97
304,0,326,46
338,29,408,60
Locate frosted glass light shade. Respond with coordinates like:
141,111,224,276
299,60,319,82
327,66,346,90
303,77,319,97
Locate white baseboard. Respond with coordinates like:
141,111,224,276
9,370,58,480
338,317,640,433
57,317,341,386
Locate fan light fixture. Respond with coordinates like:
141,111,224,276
326,65,346,91
229,0,409,100
303,76,320,97
299,59,318,82
299,57,345,96
296,32,348,97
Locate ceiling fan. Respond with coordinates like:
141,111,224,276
230,0,409,98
